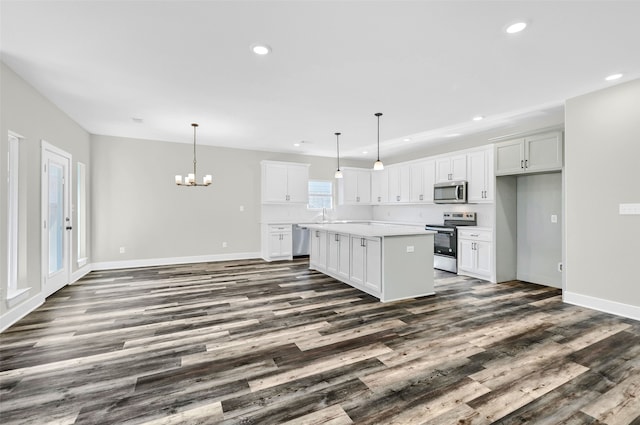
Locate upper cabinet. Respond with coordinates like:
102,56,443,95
371,169,389,204
387,165,411,203
436,154,467,183
261,161,310,203
338,168,371,205
467,148,494,203
409,159,436,203
495,131,563,176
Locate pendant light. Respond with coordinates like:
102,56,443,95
334,132,343,179
373,112,384,170
175,123,212,186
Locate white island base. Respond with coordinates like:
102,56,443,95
306,223,435,302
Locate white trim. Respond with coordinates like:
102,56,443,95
41,140,73,297
6,287,31,309
92,252,262,271
563,291,640,322
1,294,45,333
71,263,92,283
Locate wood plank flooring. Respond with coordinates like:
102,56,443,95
1,257,639,424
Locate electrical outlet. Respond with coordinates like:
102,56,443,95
551,214,558,223
222,242,228,248
239,205,244,212
119,247,126,254
406,246,415,253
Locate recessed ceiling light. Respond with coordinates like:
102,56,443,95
293,143,300,147
472,116,484,121
505,22,527,34
605,73,623,81
403,138,411,142
362,151,368,154
445,133,462,138
251,44,271,55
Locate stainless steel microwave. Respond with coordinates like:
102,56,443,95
434,181,467,204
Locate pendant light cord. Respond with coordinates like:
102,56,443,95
335,132,341,170
375,112,382,161
192,123,198,177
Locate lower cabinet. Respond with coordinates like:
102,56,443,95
457,228,492,280
309,229,328,270
263,224,293,261
327,232,350,280
350,236,382,296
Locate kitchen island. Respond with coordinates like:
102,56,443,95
305,223,436,302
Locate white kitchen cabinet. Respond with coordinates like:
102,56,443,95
409,159,435,203
436,154,467,183
350,235,381,295
495,132,563,176
371,169,389,204
327,232,350,280
457,228,492,280
263,224,293,261
309,229,328,271
338,168,371,205
387,165,410,203
467,148,494,203
261,161,310,203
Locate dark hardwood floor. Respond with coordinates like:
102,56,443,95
1,257,639,424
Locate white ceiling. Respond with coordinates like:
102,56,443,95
1,1,639,160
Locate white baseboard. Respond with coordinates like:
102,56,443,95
71,263,93,283
0,294,45,333
563,291,640,321
92,252,262,271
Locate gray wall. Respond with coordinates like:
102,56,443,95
516,172,562,288
0,62,91,319
565,78,640,309
91,134,369,264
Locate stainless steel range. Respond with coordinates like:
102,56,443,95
425,212,477,273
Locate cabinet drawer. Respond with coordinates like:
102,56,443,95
458,228,492,242
269,225,291,233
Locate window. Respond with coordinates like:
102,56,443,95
77,162,87,266
7,134,19,294
308,180,333,209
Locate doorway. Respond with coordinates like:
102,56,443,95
41,141,72,297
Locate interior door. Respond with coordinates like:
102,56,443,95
42,141,72,297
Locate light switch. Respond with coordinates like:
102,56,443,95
620,203,640,215
551,214,558,223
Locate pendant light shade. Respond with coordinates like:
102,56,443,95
175,123,212,186
334,132,343,179
373,112,384,171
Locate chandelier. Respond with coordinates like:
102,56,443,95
175,123,212,186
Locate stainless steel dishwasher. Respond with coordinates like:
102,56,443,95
292,224,310,256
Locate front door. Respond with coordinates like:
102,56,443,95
42,141,72,297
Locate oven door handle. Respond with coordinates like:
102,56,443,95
425,227,455,233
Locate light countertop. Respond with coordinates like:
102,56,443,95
304,222,435,238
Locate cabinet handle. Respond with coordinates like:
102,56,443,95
470,233,479,237
525,159,528,168
419,194,423,201
361,238,365,247
315,230,319,237
396,195,400,202
335,234,339,242
521,160,524,169
378,196,381,202
356,196,360,202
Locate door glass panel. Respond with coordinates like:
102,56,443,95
49,162,64,274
